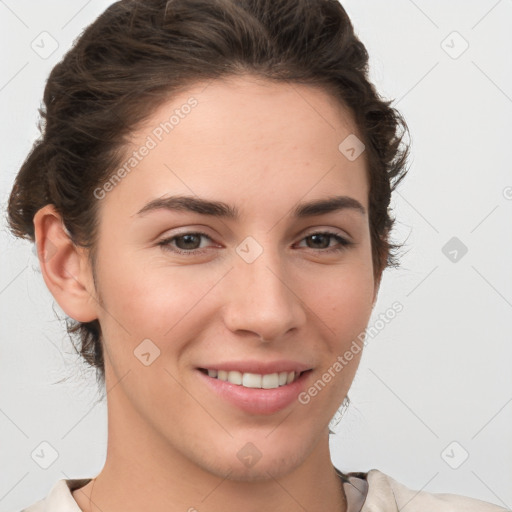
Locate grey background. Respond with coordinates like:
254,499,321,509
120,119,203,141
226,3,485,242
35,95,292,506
1,1,511,510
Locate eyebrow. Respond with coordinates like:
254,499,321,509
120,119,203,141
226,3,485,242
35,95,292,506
135,194,366,219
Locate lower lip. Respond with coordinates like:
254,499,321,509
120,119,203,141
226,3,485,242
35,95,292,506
197,369,311,415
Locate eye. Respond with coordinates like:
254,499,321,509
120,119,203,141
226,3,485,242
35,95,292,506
296,231,353,253
157,231,215,256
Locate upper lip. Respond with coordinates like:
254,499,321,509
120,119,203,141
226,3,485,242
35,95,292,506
197,360,313,375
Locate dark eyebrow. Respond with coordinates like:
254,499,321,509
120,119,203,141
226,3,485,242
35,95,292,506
135,194,366,219
292,195,366,217
136,195,238,218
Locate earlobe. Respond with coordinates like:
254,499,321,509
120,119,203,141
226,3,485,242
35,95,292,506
33,205,98,323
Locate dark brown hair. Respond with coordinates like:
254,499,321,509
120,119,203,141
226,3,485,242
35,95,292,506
7,0,410,385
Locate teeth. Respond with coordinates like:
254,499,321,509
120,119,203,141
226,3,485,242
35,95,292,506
208,369,298,389
262,373,279,389
228,370,242,385
242,373,261,388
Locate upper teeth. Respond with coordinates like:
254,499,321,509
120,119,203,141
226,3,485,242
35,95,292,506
207,369,297,389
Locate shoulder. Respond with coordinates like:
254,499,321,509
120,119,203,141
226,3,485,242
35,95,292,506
20,478,91,512
358,469,509,511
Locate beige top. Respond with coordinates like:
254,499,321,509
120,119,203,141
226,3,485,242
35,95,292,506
20,468,509,512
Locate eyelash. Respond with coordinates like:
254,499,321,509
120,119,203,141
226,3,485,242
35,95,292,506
156,230,353,256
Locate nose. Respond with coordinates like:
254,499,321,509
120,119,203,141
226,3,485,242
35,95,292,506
222,243,307,343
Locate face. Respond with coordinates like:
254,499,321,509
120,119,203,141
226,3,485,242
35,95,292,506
86,75,377,480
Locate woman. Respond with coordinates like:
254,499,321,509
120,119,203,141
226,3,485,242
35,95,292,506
7,0,507,511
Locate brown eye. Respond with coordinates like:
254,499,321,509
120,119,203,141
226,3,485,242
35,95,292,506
157,232,213,255
174,234,203,250
306,233,332,249
298,232,353,253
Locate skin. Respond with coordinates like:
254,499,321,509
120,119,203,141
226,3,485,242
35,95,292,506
34,74,381,512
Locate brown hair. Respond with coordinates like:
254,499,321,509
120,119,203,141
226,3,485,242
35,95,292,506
7,0,410,385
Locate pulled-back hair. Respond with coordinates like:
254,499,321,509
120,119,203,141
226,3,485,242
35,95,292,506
7,0,410,384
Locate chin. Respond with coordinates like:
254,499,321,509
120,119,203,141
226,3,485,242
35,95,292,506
194,431,319,483
206,453,303,483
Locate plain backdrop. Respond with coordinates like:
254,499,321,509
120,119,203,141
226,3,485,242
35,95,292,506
1,1,511,511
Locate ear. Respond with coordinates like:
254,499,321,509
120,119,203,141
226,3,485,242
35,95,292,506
33,205,98,323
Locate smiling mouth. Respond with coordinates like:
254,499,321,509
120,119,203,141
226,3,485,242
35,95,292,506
198,368,311,389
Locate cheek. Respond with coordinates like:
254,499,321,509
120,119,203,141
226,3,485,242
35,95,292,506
94,247,228,367
303,257,376,341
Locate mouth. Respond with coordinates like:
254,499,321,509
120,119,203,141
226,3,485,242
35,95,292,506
196,364,313,415
198,368,310,389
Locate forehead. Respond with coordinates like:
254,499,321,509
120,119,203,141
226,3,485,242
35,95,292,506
142,74,361,151
98,75,369,221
